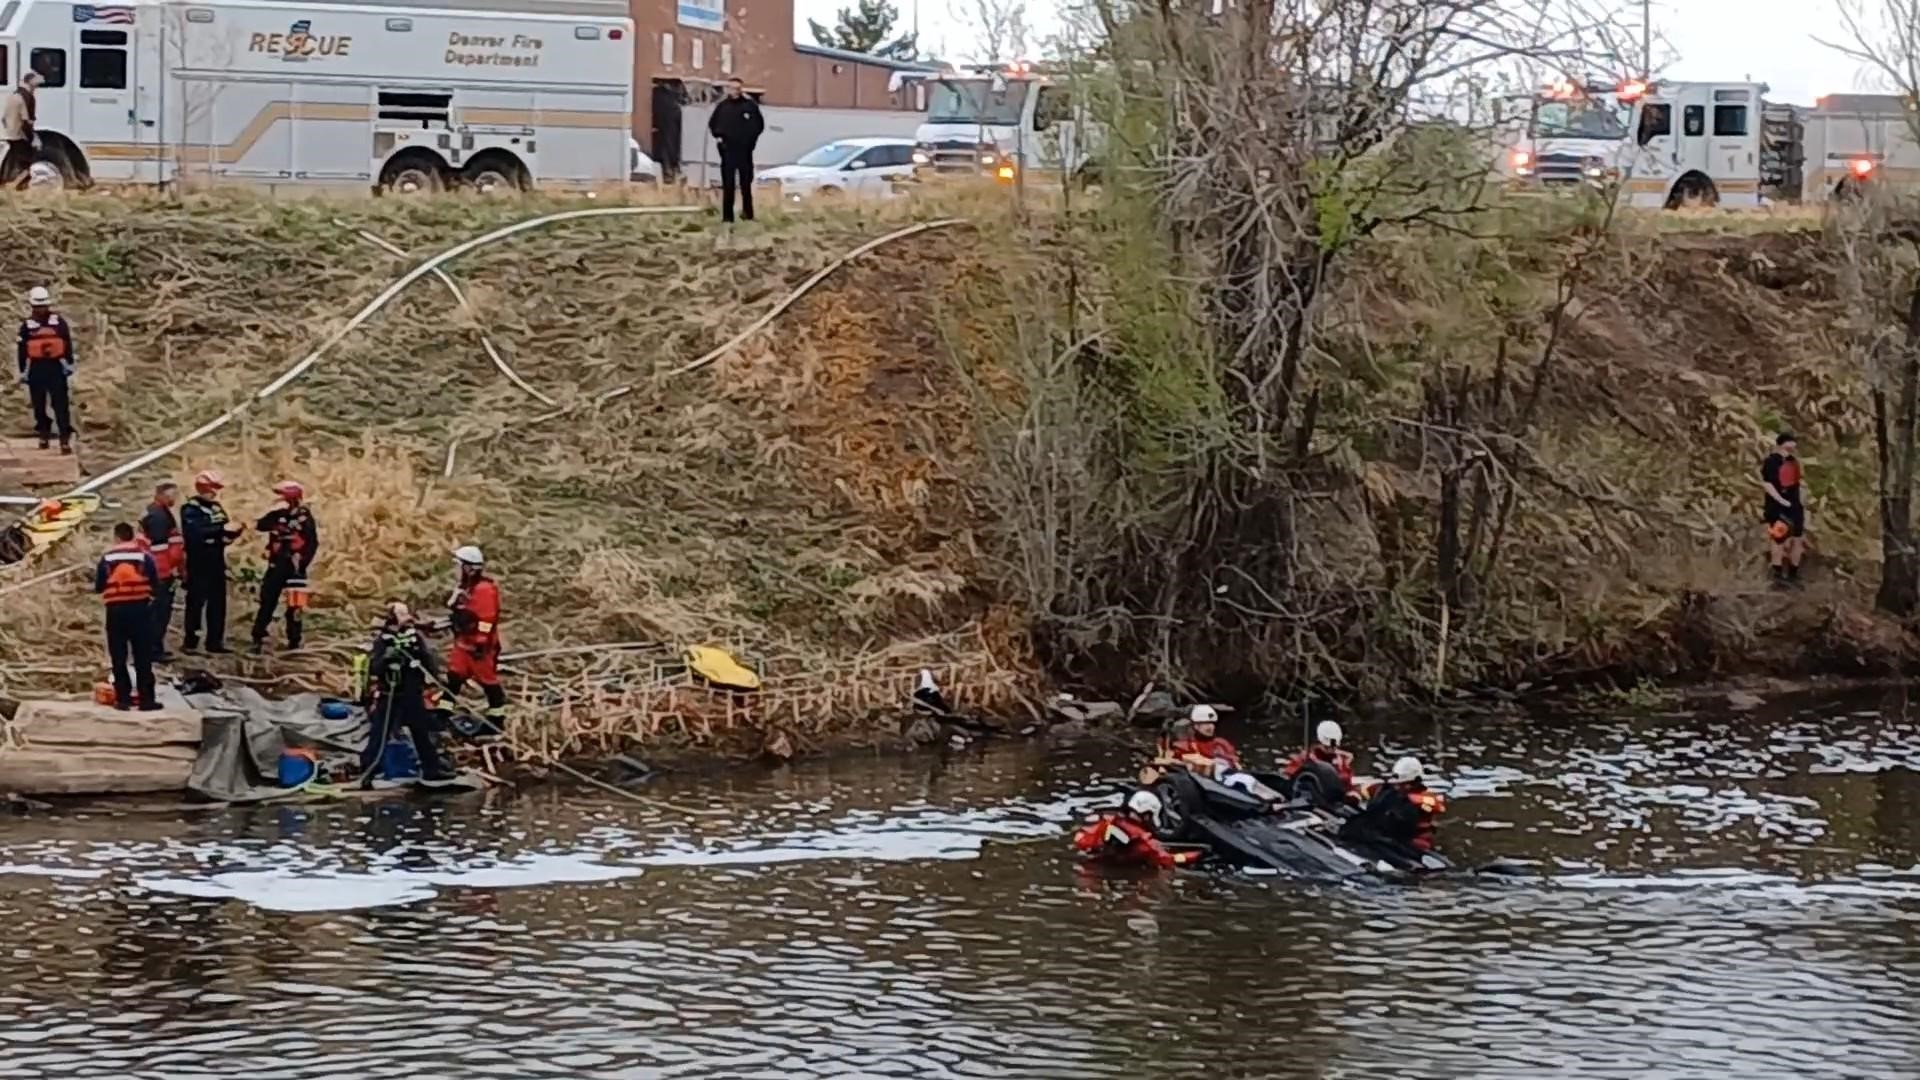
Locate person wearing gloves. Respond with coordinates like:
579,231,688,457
250,480,319,654
16,285,74,453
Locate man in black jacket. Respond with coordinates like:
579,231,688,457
707,78,765,224
180,470,244,653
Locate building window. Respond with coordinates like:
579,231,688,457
691,38,703,70
720,42,732,74
660,31,673,67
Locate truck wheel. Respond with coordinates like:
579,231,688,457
1665,173,1718,210
380,155,445,196
462,155,528,195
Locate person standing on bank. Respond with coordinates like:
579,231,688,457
708,78,765,225
180,470,244,653
1761,431,1809,588
251,480,318,654
95,522,162,712
16,285,75,454
139,481,185,662
1,71,41,186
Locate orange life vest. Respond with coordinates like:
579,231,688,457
22,316,68,363
98,543,154,605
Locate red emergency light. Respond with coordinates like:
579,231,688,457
1852,156,1877,178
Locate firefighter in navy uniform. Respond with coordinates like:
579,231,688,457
179,470,244,653
15,285,74,453
139,481,185,662
250,480,318,654
94,523,162,712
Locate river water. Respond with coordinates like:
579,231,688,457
4,688,1920,1079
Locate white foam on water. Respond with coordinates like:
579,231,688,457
0,863,110,880
135,852,643,913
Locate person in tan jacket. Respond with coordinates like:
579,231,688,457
2,72,42,186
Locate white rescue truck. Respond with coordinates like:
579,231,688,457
1496,79,1633,188
911,65,1096,184
1616,80,1802,208
1498,78,1805,208
0,0,633,192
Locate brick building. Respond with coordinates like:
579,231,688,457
627,0,945,169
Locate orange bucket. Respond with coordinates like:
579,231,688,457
93,681,141,707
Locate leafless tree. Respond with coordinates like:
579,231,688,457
953,0,1029,64
1821,1,1920,613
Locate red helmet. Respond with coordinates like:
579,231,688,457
273,480,305,502
193,470,224,493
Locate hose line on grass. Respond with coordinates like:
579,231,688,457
345,224,558,407
439,217,974,478
58,205,701,500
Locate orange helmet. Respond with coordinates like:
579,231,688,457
193,470,224,493
1767,520,1791,542
273,480,305,502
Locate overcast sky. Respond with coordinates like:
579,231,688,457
790,0,1880,106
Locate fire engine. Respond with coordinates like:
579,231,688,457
911,63,1097,184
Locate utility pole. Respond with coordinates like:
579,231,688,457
1641,0,1652,79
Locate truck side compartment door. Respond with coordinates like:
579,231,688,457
70,18,137,180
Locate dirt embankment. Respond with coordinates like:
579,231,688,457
0,198,1906,762
1344,221,1920,690
0,196,1019,761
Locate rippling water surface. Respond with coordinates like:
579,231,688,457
6,687,1920,1078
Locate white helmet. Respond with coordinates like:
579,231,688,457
1316,719,1343,746
1125,789,1163,825
26,286,50,306
452,544,485,566
1189,704,1219,725
1392,756,1424,783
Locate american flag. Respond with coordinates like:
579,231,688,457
72,5,136,23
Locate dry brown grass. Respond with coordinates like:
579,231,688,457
0,189,1037,758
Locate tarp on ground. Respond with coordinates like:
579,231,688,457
185,687,367,803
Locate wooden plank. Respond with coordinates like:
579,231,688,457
0,745,197,795
10,698,202,747
0,436,83,487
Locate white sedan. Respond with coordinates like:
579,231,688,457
754,137,917,200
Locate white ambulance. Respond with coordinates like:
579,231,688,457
0,0,633,192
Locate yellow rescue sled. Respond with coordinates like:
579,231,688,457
0,494,99,572
686,645,761,691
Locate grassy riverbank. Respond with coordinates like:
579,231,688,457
0,191,1908,762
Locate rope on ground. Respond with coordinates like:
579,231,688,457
344,224,557,407
0,562,85,599
59,205,701,500
439,217,974,478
